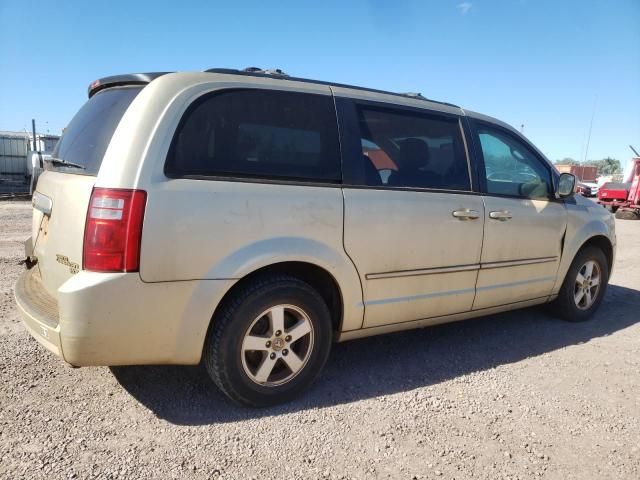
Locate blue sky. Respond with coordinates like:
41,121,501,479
1,0,638,166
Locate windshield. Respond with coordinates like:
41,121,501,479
50,86,142,175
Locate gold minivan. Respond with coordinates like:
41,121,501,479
15,68,616,406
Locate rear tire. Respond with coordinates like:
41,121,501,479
203,274,333,407
551,246,609,322
605,205,618,214
615,209,640,220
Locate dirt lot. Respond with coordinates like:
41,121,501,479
1,200,639,480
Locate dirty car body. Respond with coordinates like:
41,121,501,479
14,69,616,406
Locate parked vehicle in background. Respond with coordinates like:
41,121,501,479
576,179,599,197
14,68,616,406
598,182,631,212
576,182,592,197
598,157,640,220
27,151,52,194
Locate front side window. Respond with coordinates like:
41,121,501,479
477,126,551,199
354,106,470,190
166,89,341,182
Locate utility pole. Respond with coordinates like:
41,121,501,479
31,119,39,153
583,96,597,163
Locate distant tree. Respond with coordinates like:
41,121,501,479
584,157,622,175
555,157,580,165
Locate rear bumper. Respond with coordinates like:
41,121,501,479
14,268,234,366
14,269,63,357
598,198,628,207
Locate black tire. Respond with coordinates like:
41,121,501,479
203,274,332,407
551,246,609,322
615,209,640,220
604,204,618,213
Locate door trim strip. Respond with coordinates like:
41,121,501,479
366,263,480,280
365,286,476,306
480,256,558,270
366,256,558,280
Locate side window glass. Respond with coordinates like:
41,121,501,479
166,89,341,182
478,127,551,199
355,106,470,190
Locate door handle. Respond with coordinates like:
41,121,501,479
452,209,480,220
489,210,513,221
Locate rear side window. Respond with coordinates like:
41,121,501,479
166,89,341,183
51,86,142,175
353,106,470,190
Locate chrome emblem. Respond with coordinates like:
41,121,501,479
272,337,285,351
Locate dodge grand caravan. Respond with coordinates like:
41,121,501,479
15,68,616,406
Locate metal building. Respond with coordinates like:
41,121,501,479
0,131,30,178
0,131,60,179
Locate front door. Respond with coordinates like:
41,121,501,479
339,99,484,328
470,122,567,310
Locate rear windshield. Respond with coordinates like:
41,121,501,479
50,86,142,175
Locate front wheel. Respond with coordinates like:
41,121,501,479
203,274,333,407
551,246,609,322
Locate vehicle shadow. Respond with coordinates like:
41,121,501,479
111,284,640,425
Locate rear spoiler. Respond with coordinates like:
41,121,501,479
88,72,172,98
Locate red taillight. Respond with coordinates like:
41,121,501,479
83,188,147,272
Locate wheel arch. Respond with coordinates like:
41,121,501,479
553,231,615,295
579,235,614,274
211,261,345,336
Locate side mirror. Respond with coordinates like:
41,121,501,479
557,173,576,198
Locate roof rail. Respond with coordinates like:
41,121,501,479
203,67,460,109
243,67,289,77
402,92,427,100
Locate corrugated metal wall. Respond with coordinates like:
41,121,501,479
0,135,29,176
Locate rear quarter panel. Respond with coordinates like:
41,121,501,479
107,73,364,331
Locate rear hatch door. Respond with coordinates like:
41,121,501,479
32,86,143,297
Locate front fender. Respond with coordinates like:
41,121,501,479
552,209,615,294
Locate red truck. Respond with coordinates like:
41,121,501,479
598,157,640,220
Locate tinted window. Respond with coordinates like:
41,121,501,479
477,126,551,199
353,106,470,190
166,89,341,182
51,86,142,175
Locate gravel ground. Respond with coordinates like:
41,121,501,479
1,200,639,480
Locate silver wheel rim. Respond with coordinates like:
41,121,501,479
240,304,314,387
574,260,601,310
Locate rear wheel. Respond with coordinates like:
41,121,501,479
551,246,609,322
203,274,332,407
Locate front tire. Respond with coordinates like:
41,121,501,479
551,246,609,322
203,274,333,407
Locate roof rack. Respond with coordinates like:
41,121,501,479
402,92,427,100
87,68,460,109
204,67,460,109
243,67,289,77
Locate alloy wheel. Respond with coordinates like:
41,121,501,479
574,260,601,310
240,304,314,386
